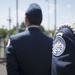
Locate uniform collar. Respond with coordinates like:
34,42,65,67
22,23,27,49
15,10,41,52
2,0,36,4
26,25,39,30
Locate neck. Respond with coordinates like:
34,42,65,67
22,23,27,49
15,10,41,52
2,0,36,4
26,25,39,30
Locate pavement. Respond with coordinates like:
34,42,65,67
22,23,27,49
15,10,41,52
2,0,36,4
0,63,7,75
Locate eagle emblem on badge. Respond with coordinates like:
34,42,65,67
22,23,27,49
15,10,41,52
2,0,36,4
52,36,66,56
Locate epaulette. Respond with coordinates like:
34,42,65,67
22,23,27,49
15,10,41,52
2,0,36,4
57,24,75,35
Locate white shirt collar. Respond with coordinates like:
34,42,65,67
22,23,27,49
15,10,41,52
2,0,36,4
26,25,39,30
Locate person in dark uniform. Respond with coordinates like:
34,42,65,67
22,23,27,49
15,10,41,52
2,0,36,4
6,3,53,75
52,24,75,75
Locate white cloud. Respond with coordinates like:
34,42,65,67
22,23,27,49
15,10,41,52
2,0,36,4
0,16,8,28
61,15,72,19
66,4,71,9
47,4,55,14
57,15,74,28
18,9,25,18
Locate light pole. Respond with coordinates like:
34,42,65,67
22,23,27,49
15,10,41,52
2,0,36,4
9,8,11,31
7,8,11,36
54,0,57,31
16,0,19,33
46,0,50,35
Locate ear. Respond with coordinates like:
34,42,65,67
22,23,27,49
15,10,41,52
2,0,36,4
25,16,27,23
25,16,29,27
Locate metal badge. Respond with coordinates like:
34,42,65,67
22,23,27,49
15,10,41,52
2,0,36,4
52,36,66,56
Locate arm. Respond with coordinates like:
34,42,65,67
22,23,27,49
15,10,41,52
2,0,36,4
6,38,21,75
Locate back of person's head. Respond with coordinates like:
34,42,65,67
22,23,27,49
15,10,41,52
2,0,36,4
25,3,43,26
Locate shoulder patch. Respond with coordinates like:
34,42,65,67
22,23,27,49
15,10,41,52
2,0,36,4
52,36,66,56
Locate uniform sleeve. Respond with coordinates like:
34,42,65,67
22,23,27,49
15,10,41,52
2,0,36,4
52,28,75,75
6,38,22,75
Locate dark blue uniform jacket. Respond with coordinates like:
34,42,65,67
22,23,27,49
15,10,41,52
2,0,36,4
6,27,53,75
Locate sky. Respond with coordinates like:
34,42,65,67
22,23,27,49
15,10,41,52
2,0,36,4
0,0,75,30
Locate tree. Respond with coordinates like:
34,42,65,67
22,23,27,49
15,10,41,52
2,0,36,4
19,22,26,32
0,28,8,38
40,25,49,35
51,30,55,37
39,25,45,32
10,26,16,35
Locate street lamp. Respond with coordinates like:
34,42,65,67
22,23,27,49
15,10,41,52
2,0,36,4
16,0,19,33
46,0,50,35
7,8,11,36
54,0,57,31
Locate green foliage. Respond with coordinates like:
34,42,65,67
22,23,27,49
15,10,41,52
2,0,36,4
51,30,55,37
39,25,49,35
20,22,26,29
40,25,45,32
7,26,16,36
44,31,49,35
19,22,26,32
0,28,8,38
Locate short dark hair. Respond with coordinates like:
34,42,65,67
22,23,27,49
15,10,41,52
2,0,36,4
26,13,42,25
25,3,43,25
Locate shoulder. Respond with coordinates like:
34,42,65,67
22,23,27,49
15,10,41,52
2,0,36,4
54,25,75,40
54,25,75,46
52,25,75,56
10,30,30,41
56,28,72,37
